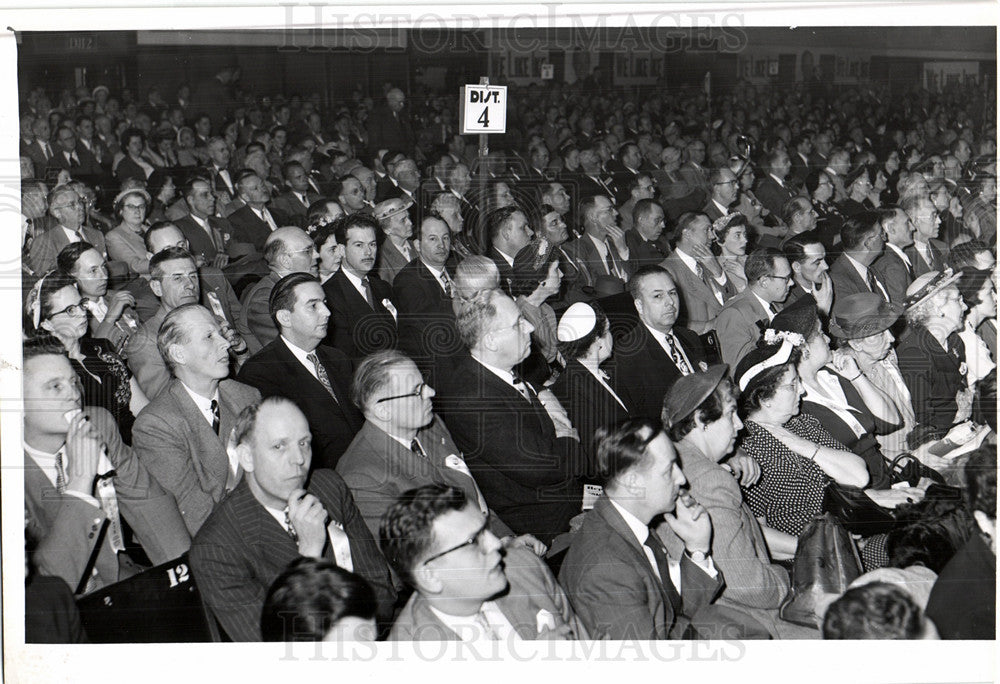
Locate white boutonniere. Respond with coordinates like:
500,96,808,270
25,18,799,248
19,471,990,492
382,298,397,320
959,362,968,376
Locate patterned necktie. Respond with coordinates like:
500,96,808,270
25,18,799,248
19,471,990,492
644,528,683,615
866,270,888,302
510,371,533,401
306,352,338,402
440,272,453,297
696,263,723,301
55,449,67,493
474,609,501,641
361,277,376,309
210,399,220,435
665,333,692,375
410,438,427,458
283,507,298,542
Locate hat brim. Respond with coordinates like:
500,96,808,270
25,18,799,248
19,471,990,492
904,271,963,312
665,364,730,428
829,302,903,340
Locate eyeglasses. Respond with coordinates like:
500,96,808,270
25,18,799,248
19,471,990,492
123,203,146,211
767,273,793,283
421,517,491,565
714,180,738,186
375,382,427,403
50,298,90,318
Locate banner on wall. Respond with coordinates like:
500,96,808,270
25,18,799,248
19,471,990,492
924,61,981,91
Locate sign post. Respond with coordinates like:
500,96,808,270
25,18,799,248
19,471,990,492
459,77,508,221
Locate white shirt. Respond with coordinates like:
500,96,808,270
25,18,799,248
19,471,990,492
428,601,520,642
251,206,278,232
61,225,84,243
422,260,450,293
912,240,932,268
711,198,730,216
85,296,109,323
215,167,234,194
608,499,717,595
803,369,867,438
24,440,111,507
768,173,785,187
958,321,996,386
262,504,353,571
675,247,727,289
190,213,217,241
752,291,775,322
642,322,695,374
178,382,240,478
280,335,321,383
342,268,371,301
495,247,515,267
886,243,913,269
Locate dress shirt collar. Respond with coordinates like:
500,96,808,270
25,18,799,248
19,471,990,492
886,242,912,266
674,247,699,275
62,225,83,243
427,600,518,642
341,267,369,297
844,253,869,282
24,441,64,488
586,233,609,258
712,198,730,216
178,380,220,424
768,173,785,187
280,335,318,371
608,498,652,548
752,291,775,321
495,248,515,267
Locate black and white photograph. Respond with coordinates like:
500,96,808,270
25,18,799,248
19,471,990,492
2,3,996,682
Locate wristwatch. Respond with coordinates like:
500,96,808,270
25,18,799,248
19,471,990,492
686,549,708,563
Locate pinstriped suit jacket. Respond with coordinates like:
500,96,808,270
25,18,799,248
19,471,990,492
189,469,396,641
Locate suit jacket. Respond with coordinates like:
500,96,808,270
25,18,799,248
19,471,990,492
661,251,736,334
625,228,671,271
612,323,706,421
200,265,262,356
435,354,592,545
47,145,103,180
753,175,796,217
390,545,587,640
322,269,398,365
896,324,965,435
174,214,234,264
871,247,915,305
678,161,711,204
24,406,191,593
562,233,633,288
550,359,630,463
238,271,279,348
125,306,170,400
487,246,516,295
237,339,363,470
558,496,723,639
25,139,55,174
829,254,890,316
28,224,108,276
114,156,151,185
376,237,415,285
227,204,276,252
716,288,771,366
905,239,949,278
391,258,461,378
105,223,149,276
366,105,414,154
132,378,262,535
270,189,320,228
337,417,511,540
925,533,996,639
189,470,396,641
576,173,617,202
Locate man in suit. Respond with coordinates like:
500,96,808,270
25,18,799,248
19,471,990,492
29,185,108,275
205,136,238,204
23,344,190,595
435,289,593,545
715,248,792,366
559,419,728,639
381,484,586,641
904,196,949,277
871,206,917,304
227,171,285,252
46,124,103,182
754,149,796,218
270,160,321,228
678,139,711,207
237,273,364,470
654,146,705,221
829,212,892,316
660,212,736,334
485,205,533,295
703,167,740,222
24,117,55,174
626,199,671,270
337,350,518,542
132,304,262,535
562,195,633,292
612,266,707,420
190,396,396,641
392,216,462,379
174,177,242,268
239,226,318,347
789,133,814,188
576,144,617,202
365,88,414,156
783,230,834,315
337,174,369,215
611,143,644,205
616,174,656,233
322,214,398,364
373,197,415,285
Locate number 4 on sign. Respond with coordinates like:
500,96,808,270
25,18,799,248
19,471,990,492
477,107,490,128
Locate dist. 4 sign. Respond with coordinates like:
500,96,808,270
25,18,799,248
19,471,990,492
460,85,507,134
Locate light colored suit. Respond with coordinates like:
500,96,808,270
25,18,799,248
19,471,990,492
376,237,414,285
715,287,771,367
336,417,512,540
238,271,280,348
24,406,190,594
390,544,588,640
661,251,736,334
28,223,107,275
105,223,150,276
132,378,261,535
125,306,170,400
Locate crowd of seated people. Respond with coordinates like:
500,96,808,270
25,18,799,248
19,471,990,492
19,65,996,644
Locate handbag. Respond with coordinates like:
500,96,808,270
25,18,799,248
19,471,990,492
779,513,864,629
822,482,897,536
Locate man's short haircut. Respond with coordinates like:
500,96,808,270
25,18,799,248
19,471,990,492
901,193,933,218
965,445,997,518
744,247,784,284
782,230,825,266
260,557,377,642
335,213,380,246
23,333,71,366
281,159,305,181
181,173,212,200
379,484,469,587
235,169,261,196
577,194,602,226
268,272,319,327
413,215,448,243
455,287,504,350
674,212,706,244
350,350,415,410
56,241,98,276
144,221,180,253
595,418,661,485
156,302,205,374
840,211,880,251
486,205,523,246
949,239,991,270
822,582,927,639
263,232,292,266
627,173,652,196
627,264,671,301
47,184,78,213
781,196,811,225
230,395,299,450
149,246,195,280
708,167,730,186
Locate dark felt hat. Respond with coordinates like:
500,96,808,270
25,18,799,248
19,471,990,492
829,292,903,340
663,364,730,428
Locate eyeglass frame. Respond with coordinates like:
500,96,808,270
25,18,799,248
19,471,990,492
375,382,428,403
49,298,90,318
420,516,491,566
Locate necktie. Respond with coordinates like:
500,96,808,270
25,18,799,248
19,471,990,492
474,609,501,641
866,270,888,302
70,153,80,168
210,399,220,435
42,142,51,159
644,528,683,616
283,507,298,542
298,193,308,207
440,272,453,297
410,438,427,458
665,333,692,375
361,277,376,309
306,352,339,402
55,450,67,493
510,371,532,402
696,263,723,303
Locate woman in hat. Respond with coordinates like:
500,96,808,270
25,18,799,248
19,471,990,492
955,269,997,430
662,365,814,637
551,302,629,461
836,165,875,218
712,213,749,293
510,239,564,372
896,270,973,437
804,170,844,249
105,187,151,276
